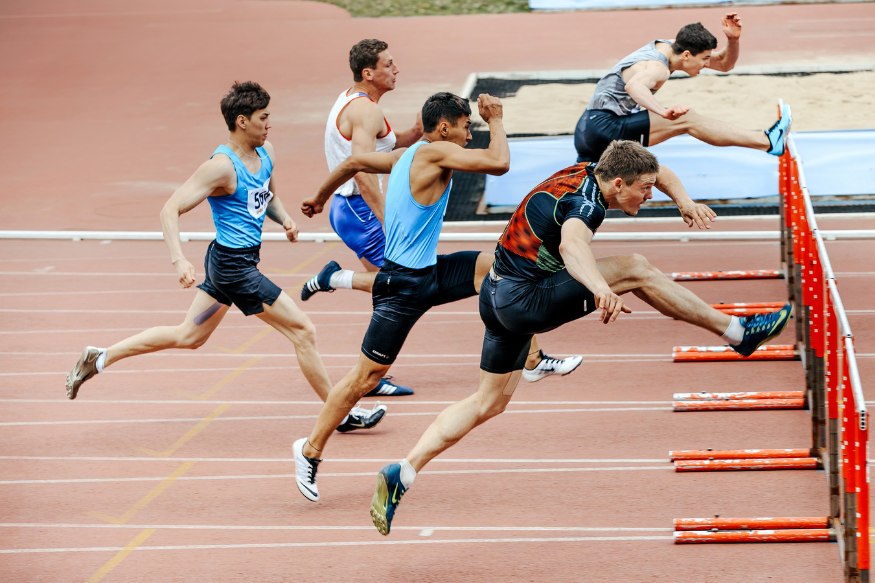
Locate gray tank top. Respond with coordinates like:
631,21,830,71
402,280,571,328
586,40,671,115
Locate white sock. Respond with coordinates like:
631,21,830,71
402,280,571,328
399,458,416,489
329,269,355,290
721,317,744,345
95,348,108,373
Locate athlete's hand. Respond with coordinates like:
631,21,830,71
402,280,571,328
594,288,632,324
722,12,742,40
173,258,196,288
679,202,717,230
661,106,689,120
283,218,300,242
301,198,324,218
477,94,503,123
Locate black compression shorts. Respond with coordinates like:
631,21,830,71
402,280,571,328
361,251,479,365
479,269,596,374
574,109,651,162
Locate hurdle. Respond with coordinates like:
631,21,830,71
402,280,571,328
672,126,870,583
670,269,783,281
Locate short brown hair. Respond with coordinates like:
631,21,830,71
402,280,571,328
594,140,659,184
220,81,270,131
349,39,388,82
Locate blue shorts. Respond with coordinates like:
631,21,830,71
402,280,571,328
574,108,651,163
479,269,596,374
197,241,282,316
329,194,385,267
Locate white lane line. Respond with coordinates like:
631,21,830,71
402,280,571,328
0,522,672,532
0,456,667,463
0,407,673,427
0,399,672,405
0,534,673,554
0,466,673,486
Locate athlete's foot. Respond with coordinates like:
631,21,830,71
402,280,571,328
293,437,321,502
765,103,792,156
370,463,407,536
366,377,414,397
65,346,102,399
522,351,583,383
300,261,342,301
730,303,792,357
335,403,388,433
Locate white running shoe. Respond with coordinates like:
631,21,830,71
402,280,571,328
522,351,583,383
293,438,322,502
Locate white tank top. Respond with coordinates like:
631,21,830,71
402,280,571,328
324,89,396,196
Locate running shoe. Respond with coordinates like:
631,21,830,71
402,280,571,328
300,260,342,301
336,403,388,433
65,346,102,400
370,462,407,536
522,352,583,383
731,303,792,357
292,437,322,502
766,103,792,156
366,377,414,397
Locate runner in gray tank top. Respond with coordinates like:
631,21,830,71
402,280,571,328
574,13,791,162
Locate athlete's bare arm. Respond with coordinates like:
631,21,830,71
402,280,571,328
708,12,742,72
301,149,405,217
346,98,388,222
623,61,688,120
160,155,236,288
654,165,717,230
558,219,629,324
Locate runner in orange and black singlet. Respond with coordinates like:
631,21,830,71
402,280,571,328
479,162,605,374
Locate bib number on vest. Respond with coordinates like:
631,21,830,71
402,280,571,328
248,178,273,218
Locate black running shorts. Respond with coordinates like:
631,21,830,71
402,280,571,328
361,251,479,365
574,109,651,162
479,269,596,374
197,241,282,316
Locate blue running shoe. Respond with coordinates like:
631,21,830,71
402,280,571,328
731,302,792,357
366,377,414,397
766,103,792,156
301,261,341,301
370,463,407,536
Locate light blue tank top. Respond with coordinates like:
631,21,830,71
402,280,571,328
587,40,671,115
207,145,274,248
384,141,452,269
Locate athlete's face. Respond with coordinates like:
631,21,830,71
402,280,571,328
680,49,712,76
613,173,657,215
445,115,472,147
366,51,399,92
241,108,271,146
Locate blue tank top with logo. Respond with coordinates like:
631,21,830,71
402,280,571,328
207,145,274,248
384,141,452,269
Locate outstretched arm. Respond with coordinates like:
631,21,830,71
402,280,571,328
301,149,404,217
623,61,688,120
160,156,235,287
656,164,716,230
559,218,630,324
708,12,742,72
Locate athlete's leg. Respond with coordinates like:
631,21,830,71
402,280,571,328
302,353,390,457
406,369,522,471
257,291,333,401
104,290,229,367
648,110,770,151
597,253,730,334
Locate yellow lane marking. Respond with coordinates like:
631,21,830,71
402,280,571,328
86,528,156,583
90,462,195,525
138,405,231,457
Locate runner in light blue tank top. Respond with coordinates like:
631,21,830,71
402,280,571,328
383,141,452,269
208,144,274,248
